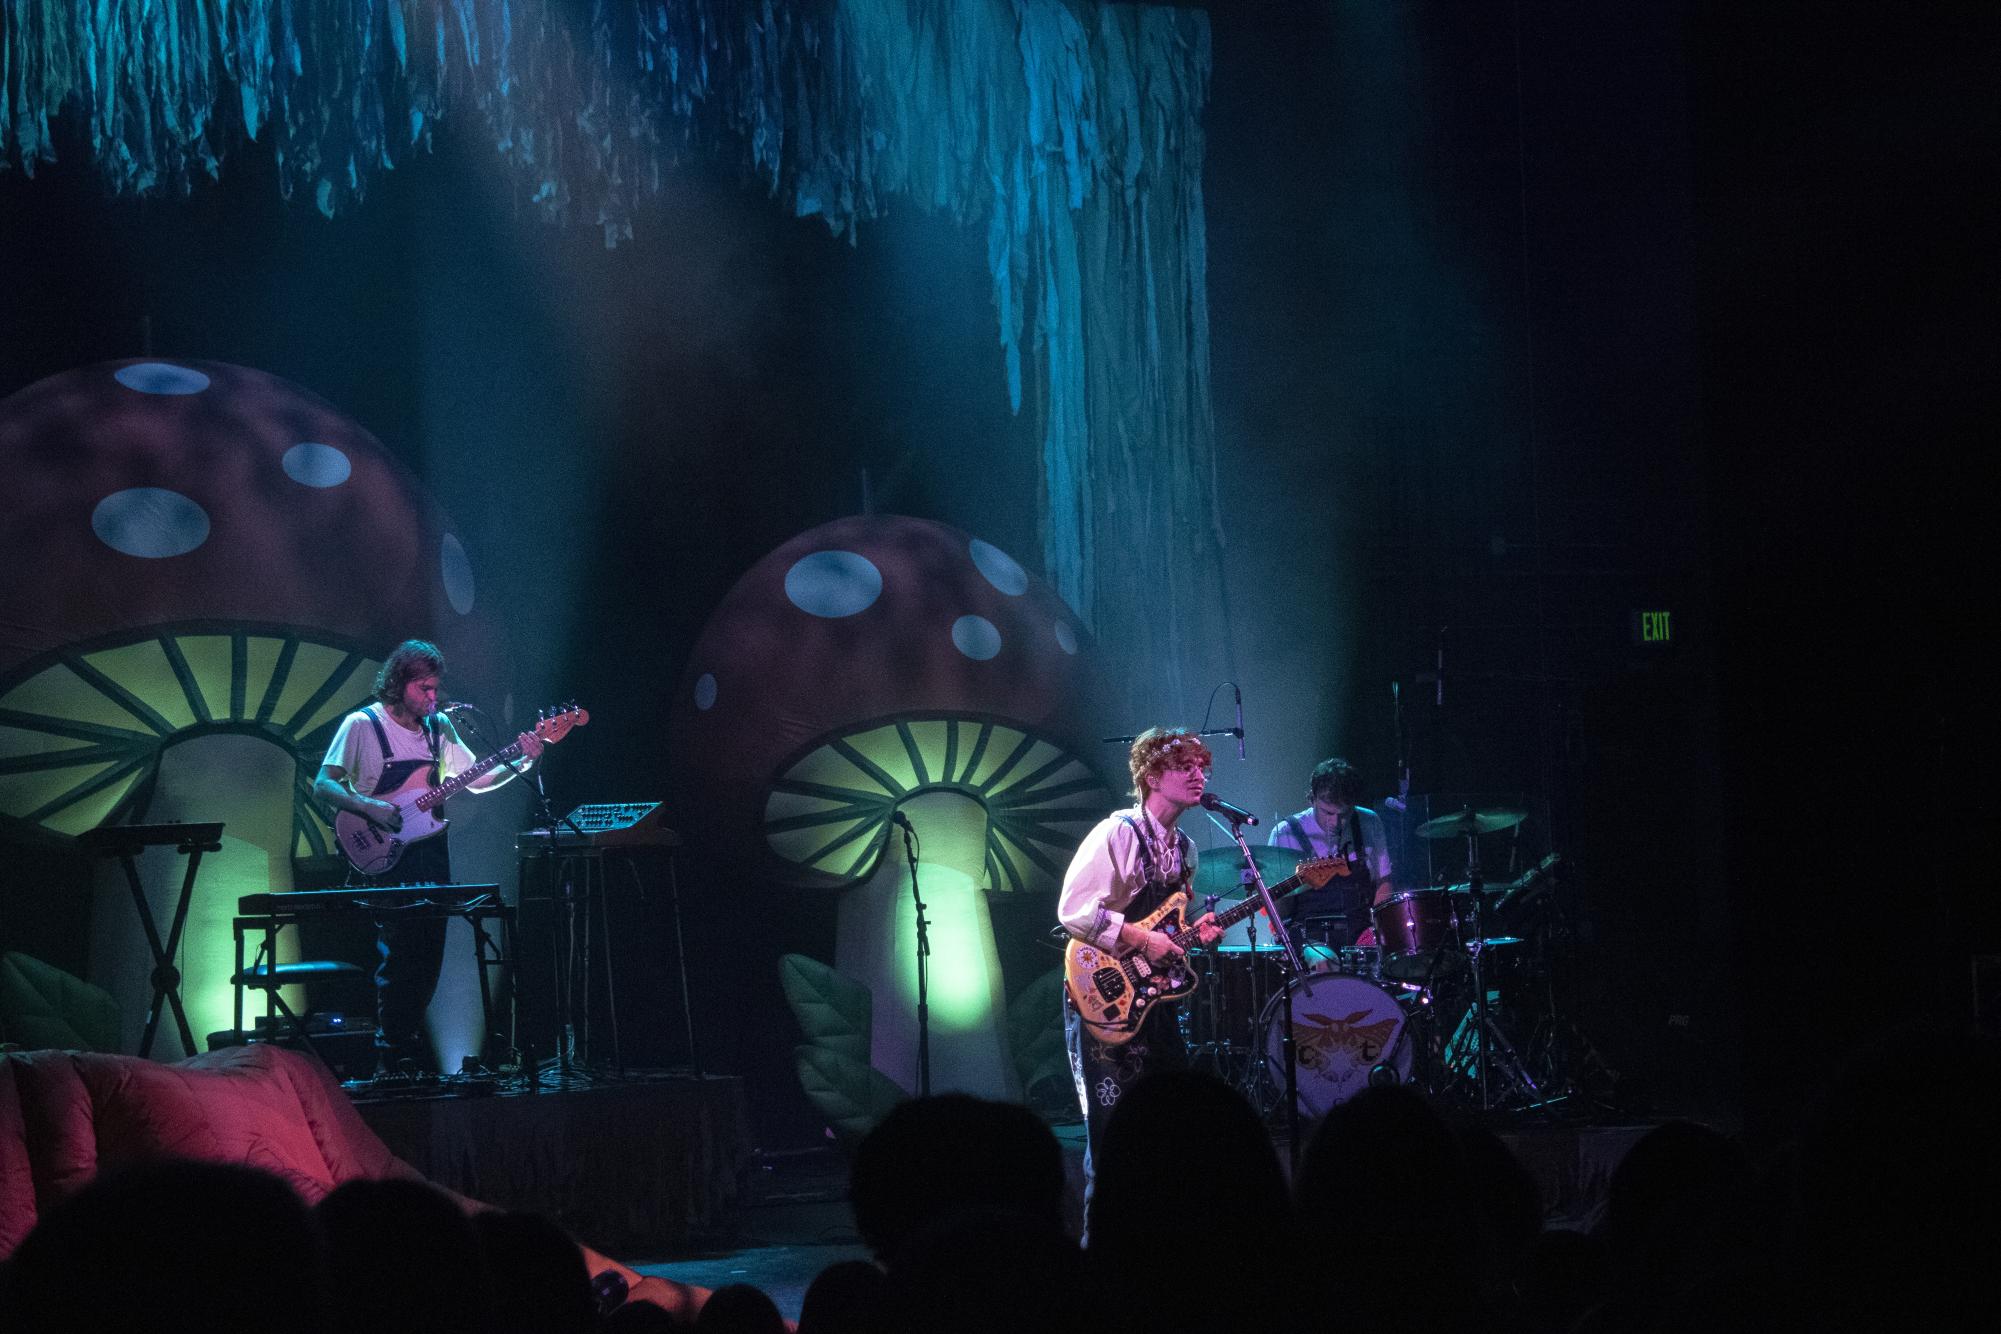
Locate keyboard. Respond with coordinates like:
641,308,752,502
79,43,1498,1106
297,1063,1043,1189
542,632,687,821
238,883,502,915
515,802,680,849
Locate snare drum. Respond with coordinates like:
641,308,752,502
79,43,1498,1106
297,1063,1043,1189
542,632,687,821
1371,889,1466,981
1335,945,1381,980
1257,971,1414,1117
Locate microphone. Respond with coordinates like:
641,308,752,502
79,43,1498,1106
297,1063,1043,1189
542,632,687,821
1199,792,1260,826
439,700,472,713
1233,684,1245,761
890,810,914,830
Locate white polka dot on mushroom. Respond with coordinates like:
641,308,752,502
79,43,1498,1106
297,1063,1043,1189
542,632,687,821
1054,621,1079,655
784,550,883,618
694,673,718,710
281,442,352,488
440,534,476,615
91,488,211,558
112,363,210,395
969,538,1029,596
952,615,1003,661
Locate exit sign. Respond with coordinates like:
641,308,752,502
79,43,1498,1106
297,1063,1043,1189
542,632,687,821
1631,610,1673,645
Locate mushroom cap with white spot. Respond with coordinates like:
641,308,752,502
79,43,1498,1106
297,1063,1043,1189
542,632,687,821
669,514,1105,865
0,359,498,683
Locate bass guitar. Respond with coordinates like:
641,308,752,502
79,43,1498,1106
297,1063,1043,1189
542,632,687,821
1064,855,1348,1043
333,706,588,875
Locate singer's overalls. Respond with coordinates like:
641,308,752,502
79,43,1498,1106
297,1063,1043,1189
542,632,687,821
358,708,453,1070
1063,815,1193,1232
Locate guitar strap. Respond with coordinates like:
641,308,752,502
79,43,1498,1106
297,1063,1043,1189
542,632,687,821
362,706,441,797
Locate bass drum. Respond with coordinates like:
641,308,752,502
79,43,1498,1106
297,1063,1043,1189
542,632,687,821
1257,971,1414,1118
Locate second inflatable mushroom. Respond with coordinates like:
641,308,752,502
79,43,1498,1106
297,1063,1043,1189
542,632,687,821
673,516,1111,1099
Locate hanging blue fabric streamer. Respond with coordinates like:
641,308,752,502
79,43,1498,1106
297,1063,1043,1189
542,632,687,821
0,0,1226,720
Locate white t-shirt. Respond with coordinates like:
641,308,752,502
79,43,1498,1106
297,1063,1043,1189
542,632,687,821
321,706,482,795
1268,806,1393,885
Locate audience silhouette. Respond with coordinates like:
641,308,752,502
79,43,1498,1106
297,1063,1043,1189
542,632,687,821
2,1159,329,1334
6,1039,1988,1333
1085,1068,1299,1332
316,1177,496,1334
847,1093,1066,1265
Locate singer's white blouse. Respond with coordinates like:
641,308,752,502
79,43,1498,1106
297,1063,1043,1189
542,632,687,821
1057,805,1199,952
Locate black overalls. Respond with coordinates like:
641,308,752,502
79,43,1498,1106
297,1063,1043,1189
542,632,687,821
357,708,453,1070
1062,816,1193,1226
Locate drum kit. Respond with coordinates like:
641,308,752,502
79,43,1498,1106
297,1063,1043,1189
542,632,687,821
1180,806,1565,1120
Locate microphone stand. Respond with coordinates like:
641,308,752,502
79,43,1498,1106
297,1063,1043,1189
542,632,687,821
1100,726,1243,748
450,704,590,1086
1208,808,1305,1173
896,816,931,1098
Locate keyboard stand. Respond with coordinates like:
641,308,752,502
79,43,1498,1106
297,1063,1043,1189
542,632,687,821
77,822,225,1059
231,887,515,1072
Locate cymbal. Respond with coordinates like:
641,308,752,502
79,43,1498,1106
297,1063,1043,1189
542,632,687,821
1192,844,1310,899
1414,807,1525,840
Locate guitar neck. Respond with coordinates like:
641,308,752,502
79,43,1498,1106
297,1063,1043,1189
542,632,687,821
413,741,526,811
1207,871,1305,930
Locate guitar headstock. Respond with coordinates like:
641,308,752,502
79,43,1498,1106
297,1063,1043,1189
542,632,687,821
533,703,590,745
1294,855,1351,888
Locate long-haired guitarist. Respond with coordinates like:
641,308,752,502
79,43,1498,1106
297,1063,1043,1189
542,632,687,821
312,639,544,1075
1057,727,1224,1225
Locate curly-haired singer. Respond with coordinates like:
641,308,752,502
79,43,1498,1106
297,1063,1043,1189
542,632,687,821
1056,727,1224,1225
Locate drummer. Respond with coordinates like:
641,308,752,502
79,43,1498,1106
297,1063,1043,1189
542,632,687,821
1267,758,1395,945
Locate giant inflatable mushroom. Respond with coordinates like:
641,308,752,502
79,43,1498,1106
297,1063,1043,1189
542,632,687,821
0,359,498,1058
672,516,1112,1098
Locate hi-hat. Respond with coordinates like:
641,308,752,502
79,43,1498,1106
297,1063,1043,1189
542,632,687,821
1192,844,1318,899
1415,807,1525,839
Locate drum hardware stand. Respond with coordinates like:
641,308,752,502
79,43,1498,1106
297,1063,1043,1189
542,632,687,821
1180,894,1229,1081
1211,809,1307,1171
1238,908,1270,1091
1459,838,1547,1114
1373,974,1435,1090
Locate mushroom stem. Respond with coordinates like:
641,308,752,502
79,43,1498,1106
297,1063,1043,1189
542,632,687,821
90,735,299,1058
835,789,1018,1100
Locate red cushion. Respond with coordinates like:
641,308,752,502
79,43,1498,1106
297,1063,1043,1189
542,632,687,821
0,1044,418,1257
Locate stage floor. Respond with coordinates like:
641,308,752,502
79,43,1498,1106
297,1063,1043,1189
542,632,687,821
633,1140,864,1320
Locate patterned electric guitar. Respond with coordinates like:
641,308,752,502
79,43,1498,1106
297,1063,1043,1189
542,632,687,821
1064,856,1347,1042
